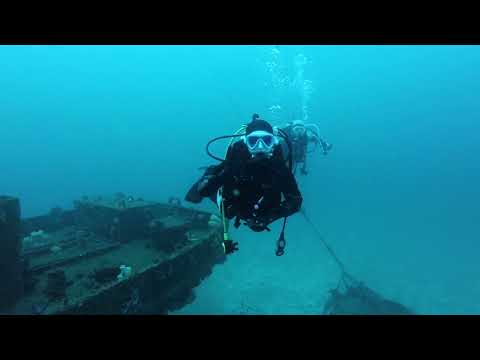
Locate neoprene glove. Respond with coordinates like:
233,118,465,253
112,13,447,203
245,217,271,232
223,240,239,255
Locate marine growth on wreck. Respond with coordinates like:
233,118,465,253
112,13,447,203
0,193,226,315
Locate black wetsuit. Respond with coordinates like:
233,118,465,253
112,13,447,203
281,126,310,163
189,141,303,230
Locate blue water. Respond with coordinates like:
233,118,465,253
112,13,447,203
1,45,479,314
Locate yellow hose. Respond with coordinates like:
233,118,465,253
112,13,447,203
220,124,246,247
221,196,229,241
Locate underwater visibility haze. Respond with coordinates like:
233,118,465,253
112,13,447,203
0,45,479,315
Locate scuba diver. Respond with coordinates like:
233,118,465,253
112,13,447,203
278,120,333,175
185,114,303,256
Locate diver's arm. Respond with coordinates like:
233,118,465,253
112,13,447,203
197,142,241,197
307,130,332,155
264,168,303,224
197,164,227,197
308,131,320,144
318,137,333,155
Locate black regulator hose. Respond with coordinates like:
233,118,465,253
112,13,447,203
206,134,244,162
274,128,294,257
205,127,294,172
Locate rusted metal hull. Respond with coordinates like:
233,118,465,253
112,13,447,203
2,194,225,315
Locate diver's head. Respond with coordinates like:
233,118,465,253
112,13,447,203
244,117,277,157
291,120,306,139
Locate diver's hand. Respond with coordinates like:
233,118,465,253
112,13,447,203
197,165,226,193
249,223,269,232
245,217,271,232
223,240,239,255
321,141,333,155
197,175,215,192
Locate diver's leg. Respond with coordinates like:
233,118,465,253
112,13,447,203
301,158,308,175
300,148,308,175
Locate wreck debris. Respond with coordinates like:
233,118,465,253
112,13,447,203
0,196,23,311
2,193,225,315
45,269,67,301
